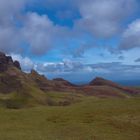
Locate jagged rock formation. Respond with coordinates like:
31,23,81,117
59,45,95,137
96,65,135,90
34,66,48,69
29,69,52,91
13,60,21,70
0,52,22,93
0,52,21,72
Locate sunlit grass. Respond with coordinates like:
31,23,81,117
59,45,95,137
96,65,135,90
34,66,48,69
0,97,139,140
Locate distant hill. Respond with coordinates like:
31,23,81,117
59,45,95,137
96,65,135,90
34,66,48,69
0,52,140,108
89,77,140,96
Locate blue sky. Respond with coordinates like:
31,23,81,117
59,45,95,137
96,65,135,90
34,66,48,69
0,0,140,83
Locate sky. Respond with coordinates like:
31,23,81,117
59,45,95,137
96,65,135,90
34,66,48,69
0,0,140,84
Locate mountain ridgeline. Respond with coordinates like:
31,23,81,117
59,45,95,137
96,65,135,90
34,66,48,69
0,52,140,108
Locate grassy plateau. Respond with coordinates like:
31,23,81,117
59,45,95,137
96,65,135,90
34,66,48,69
0,96,139,140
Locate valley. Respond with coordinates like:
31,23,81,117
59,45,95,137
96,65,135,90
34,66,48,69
0,52,140,140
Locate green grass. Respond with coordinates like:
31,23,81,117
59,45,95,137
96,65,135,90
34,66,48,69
0,97,139,140
45,91,85,106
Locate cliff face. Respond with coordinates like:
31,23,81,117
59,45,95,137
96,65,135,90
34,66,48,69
0,52,21,72
0,52,22,93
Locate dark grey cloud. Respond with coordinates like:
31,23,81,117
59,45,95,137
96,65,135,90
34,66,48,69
36,60,89,73
90,62,140,73
72,43,93,58
33,60,140,82
118,56,125,60
36,60,140,75
135,58,140,62
0,0,27,25
0,0,27,54
0,26,23,53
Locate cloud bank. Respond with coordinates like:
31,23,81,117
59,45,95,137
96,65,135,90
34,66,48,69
0,0,140,82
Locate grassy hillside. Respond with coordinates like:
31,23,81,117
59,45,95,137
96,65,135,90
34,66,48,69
0,53,140,139
0,97,139,140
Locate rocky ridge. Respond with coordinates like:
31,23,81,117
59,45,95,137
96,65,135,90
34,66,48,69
0,52,21,72
0,51,139,107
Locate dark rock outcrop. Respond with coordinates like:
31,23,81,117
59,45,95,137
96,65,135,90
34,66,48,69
13,61,21,70
0,52,21,72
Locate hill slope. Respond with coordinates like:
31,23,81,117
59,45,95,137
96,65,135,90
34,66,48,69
89,77,140,95
0,52,140,108
0,97,139,140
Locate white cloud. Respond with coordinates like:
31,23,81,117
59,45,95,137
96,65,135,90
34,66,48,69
0,0,139,71
22,12,56,55
124,19,140,36
11,54,34,72
0,0,69,56
21,12,72,56
76,0,137,38
36,60,94,74
120,19,140,50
